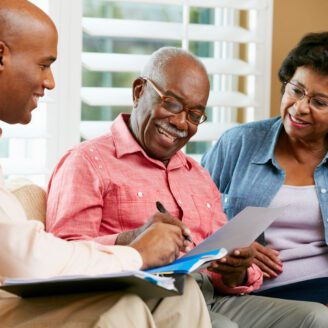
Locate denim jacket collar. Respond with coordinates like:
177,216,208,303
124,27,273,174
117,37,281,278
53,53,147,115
252,117,283,165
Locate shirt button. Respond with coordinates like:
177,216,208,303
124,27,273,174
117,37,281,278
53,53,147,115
94,156,99,161
177,199,182,205
89,148,94,152
321,188,327,194
137,192,143,198
207,203,211,208
98,165,103,169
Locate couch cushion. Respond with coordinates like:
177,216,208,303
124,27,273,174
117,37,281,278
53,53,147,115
7,179,46,224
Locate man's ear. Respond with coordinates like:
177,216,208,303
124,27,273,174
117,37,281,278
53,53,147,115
0,41,8,71
132,77,146,108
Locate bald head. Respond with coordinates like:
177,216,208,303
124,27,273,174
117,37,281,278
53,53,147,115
0,0,56,49
142,47,208,86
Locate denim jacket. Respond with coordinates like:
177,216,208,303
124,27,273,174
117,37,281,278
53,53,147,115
201,117,328,245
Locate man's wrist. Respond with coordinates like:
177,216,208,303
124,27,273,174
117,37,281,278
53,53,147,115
115,229,139,245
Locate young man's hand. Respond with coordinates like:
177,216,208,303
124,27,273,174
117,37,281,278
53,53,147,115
130,222,185,269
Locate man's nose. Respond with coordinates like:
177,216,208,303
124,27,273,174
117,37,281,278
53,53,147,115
43,69,55,90
169,111,189,131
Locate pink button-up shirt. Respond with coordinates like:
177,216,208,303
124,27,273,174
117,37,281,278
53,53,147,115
47,114,262,294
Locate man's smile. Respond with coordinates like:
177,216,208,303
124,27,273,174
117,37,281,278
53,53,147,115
157,126,178,142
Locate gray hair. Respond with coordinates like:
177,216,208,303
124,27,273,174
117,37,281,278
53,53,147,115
141,47,207,83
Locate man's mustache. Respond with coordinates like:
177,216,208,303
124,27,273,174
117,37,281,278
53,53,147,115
155,120,188,138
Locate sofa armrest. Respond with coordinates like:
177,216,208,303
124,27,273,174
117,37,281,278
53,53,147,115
6,178,46,224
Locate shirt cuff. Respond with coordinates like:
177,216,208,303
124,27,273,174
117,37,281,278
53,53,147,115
98,244,143,271
208,264,263,295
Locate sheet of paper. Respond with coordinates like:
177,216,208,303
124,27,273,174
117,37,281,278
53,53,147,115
182,206,287,258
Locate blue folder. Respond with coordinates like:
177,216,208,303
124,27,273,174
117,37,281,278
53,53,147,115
146,248,227,275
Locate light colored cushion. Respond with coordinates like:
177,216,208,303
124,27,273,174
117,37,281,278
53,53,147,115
6,178,46,224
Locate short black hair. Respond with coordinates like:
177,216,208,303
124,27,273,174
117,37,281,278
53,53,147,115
278,32,328,89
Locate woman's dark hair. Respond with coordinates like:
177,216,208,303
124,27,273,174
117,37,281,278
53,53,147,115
278,32,328,89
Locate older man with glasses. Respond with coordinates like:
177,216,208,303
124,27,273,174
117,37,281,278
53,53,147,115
47,47,328,328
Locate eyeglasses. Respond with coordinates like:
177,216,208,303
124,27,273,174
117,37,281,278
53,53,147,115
284,81,328,111
142,77,207,125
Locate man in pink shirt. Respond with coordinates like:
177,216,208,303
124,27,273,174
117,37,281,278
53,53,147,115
47,47,328,327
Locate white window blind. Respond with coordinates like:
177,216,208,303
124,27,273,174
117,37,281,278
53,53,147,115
0,0,273,184
80,0,273,161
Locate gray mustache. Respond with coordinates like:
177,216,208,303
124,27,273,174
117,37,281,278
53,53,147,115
155,120,188,138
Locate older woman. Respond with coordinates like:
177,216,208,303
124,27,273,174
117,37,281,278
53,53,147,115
202,32,328,304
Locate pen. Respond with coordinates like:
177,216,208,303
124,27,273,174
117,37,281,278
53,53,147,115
156,201,196,247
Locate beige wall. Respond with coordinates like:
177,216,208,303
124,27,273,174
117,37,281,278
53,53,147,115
270,0,328,116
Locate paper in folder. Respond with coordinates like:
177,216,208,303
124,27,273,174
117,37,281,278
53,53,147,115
147,205,287,275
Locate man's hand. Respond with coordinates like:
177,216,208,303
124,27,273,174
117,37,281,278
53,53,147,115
116,211,193,249
208,246,255,287
252,242,283,279
129,222,185,269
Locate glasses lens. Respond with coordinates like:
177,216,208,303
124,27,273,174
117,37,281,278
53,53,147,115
310,97,328,110
287,83,304,99
162,97,183,113
162,96,206,125
188,110,206,124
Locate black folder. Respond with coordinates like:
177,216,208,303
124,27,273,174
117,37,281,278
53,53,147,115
0,272,185,300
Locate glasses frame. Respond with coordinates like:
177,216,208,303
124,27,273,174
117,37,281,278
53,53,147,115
142,77,207,125
284,81,328,111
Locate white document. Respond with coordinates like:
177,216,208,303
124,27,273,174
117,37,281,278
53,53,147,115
182,206,287,258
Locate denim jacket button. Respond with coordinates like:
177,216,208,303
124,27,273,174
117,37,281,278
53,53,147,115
321,188,327,194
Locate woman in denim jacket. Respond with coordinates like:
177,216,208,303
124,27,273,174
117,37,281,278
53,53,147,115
202,32,328,305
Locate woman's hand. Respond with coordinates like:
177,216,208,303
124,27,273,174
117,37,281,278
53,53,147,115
252,242,283,279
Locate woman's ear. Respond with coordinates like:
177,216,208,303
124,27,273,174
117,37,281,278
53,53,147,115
132,77,146,108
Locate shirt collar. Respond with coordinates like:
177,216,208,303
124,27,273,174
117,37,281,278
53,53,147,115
111,114,192,170
252,117,283,165
252,117,328,166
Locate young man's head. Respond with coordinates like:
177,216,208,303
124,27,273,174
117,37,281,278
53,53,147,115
0,0,57,125
130,47,210,164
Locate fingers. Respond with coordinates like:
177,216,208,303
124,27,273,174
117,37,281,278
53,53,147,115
252,242,283,278
209,247,254,271
253,258,283,278
152,212,193,239
253,242,281,262
231,246,254,259
131,222,186,269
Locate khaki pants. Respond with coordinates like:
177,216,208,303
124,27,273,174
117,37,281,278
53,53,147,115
0,276,211,328
194,272,328,328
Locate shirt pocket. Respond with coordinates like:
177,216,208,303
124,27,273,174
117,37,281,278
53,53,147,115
190,194,217,240
221,193,248,220
116,185,166,231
